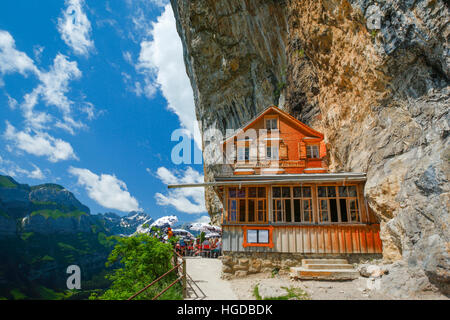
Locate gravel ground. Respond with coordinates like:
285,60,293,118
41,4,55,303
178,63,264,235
227,271,447,300
185,258,447,300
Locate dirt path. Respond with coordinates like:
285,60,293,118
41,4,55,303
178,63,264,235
185,257,238,300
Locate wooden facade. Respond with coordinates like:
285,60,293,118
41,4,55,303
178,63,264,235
215,106,382,255
223,224,382,254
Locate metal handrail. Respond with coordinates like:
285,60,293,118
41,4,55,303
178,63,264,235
152,276,183,300
127,261,182,300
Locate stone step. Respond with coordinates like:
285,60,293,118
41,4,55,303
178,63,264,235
290,267,359,281
304,263,354,270
302,259,348,265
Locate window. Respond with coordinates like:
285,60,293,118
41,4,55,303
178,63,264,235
247,229,269,244
266,146,279,160
317,185,360,223
306,145,320,158
227,186,267,223
265,118,278,130
242,226,274,248
237,147,249,161
293,186,313,223
272,186,313,223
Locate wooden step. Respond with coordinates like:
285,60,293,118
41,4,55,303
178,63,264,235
304,263,354,270
290,267,359,280
302,259,348,265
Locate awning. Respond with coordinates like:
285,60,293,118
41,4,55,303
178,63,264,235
167,172,366,189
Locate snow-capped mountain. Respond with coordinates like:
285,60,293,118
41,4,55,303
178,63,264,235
96,211,153,236
135,215,178,234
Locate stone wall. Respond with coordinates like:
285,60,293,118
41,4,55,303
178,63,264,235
221,251,382,278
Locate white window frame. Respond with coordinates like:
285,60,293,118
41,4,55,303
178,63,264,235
237,146,249,161
306,145,320,159
266,145,279,160
265,118,278,131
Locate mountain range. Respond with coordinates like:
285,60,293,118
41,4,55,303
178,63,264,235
0,174,155,299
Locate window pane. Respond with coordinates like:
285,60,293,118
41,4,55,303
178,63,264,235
306,146,311,158
320,199,328,210
229,200,237,221
272,147,279,159
258,200,265,221
293,187,301,198
258,230,269,243
248,187,257,198
321,211,329,222
284,199,291,222
293,199,301,222
229,188,237,198
237,147,244,161
266,120,271,129
248,199,255,222
272,187,281,198
258,187,265,198
275,200,282,221
239,199,246,222
339,186,348,197
282,187,291,198
303,200,311,222
340,199,348,222
237,188,246,198
245,147,249,160
247,230,258,243
302,187,311,198
327,186,336,197
348,186,357,197
318,186,327,197
312,146,319,158
304,210,311,222
349,199,357,210
330,199,338,222
266,146,271,158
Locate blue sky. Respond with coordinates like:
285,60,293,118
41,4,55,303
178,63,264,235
0,0,209,223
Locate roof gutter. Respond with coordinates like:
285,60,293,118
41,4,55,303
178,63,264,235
167,173,366,189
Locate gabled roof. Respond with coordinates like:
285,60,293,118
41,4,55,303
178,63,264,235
223,105,323,144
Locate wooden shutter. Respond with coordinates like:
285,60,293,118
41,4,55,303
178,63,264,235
298,141,306,159
319,141,327,158
280,144,288,160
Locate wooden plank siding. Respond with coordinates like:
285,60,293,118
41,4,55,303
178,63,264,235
222,224,382,254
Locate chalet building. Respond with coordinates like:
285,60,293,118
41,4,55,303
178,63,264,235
170,106,382,277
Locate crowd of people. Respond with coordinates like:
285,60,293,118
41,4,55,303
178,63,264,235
167,227,222,258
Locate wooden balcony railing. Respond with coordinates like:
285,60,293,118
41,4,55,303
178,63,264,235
234,160,307,168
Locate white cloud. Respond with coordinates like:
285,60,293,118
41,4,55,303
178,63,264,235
0,30,38,77
28,164,45,179
134,5,202,148
154,166,206,214
0,156,45,180
20,53,84,133
6,94,18,110
0,30,93,163
4,122,78,163
33,45,44,63
194,215,211,224
57,0,95,56
69,167,141,212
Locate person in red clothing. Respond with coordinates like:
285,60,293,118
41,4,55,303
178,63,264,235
167,227,173,239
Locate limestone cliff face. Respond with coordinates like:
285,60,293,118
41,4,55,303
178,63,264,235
171,0,449,295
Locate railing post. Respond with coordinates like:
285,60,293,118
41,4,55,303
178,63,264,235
182,258,187,299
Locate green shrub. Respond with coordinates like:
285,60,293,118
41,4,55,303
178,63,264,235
91,234,182,300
